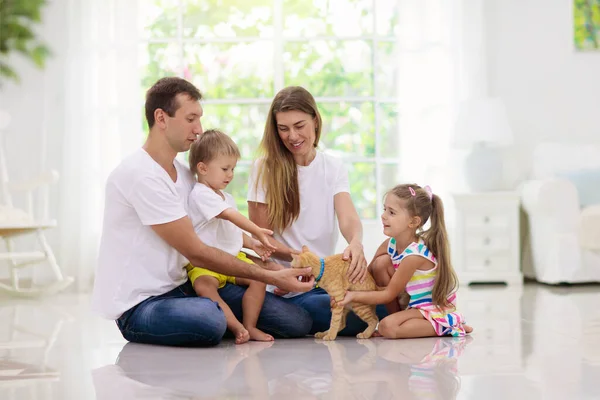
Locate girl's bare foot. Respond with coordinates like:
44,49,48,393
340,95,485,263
248,327,274,342
464,324,474,334
232,325,250,344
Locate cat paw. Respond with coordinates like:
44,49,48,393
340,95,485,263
356,331,373,339
321,334,337,341
315,331,328,339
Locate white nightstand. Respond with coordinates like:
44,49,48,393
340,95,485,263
452,192,522,286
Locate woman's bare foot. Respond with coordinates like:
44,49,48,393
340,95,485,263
232,325,250,344
247,327,274,342
464,324,474,334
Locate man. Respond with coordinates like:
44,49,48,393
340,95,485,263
92,77,314,346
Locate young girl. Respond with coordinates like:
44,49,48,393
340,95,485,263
339,184,473,338
187,129,278,344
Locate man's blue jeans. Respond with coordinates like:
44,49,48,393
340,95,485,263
116,280,312,347
285,288,389,336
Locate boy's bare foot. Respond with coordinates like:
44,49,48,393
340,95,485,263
248,327,274,342
232,325,250,344
464,324,474,334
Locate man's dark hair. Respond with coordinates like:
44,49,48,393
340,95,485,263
145,77,203,129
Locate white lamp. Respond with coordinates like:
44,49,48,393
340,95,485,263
452,97,514,192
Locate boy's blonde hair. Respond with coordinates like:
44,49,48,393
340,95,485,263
188,129,240,175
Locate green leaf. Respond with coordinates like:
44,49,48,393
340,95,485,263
0,0,51,81
0,61,19,83
30,44,50,67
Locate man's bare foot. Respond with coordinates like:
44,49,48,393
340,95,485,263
232,325,250,344
248,327,274,342
464,324,474,334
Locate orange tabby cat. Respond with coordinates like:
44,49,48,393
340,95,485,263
290,245,379,341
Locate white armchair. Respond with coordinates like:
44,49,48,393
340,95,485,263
520,143,600,284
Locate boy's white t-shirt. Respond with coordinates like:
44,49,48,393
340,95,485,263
91,148,195,320
247,151,349,298
188,183,243,257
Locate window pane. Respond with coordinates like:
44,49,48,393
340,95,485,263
376,42,398,99
284,41,373,97
201,104,269,160
228,163,251,217
319,102,374,157
182,0,273,38
184,42,274,99
378,103,399,158
346,162,377,219
139,42,182,96
379,163,401,194
283,0,373,37
139,0,179,39
375,0,400,37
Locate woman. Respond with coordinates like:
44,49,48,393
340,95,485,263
247,86,387,335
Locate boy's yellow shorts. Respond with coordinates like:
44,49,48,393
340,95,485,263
186,252,254,289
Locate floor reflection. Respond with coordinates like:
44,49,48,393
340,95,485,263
92,336,473,399
0,304,73,399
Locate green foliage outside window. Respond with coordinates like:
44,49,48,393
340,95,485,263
140,0,400,218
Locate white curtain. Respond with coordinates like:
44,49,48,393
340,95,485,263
395,0,488,223
58,0,140,292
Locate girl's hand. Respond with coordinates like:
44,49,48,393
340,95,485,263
337,291,355,307
343,241,368,284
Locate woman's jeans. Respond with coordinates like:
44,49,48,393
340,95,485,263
285,288,389,336
115,280,312,347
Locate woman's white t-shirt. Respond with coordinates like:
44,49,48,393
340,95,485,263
91,149,195,319
247,151,350,297
188,183,243,257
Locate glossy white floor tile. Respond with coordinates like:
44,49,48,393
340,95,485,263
1,283,599,399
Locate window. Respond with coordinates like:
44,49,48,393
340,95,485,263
139,0,400,218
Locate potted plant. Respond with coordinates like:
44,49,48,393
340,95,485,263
0,0,51,86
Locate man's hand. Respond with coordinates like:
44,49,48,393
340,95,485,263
270,268,314,293
343,241,368,284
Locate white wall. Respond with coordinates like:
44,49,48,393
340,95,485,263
485,0,600,179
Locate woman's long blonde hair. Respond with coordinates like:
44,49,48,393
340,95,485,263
254,86,322,232
388,184,458,309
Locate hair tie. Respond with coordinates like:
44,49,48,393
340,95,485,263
409,187,416,196
424,185,433,200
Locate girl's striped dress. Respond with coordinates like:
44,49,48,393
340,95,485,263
387,237,468,337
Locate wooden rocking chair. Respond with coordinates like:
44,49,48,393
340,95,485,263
0,112,74,297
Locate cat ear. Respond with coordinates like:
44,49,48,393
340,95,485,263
302,245,309,252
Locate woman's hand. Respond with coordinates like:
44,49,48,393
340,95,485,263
343,241,368,283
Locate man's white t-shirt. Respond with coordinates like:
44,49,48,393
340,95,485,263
188,183,243,257
247,151,349,298
91,148,195,320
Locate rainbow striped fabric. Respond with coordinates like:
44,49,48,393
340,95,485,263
408,337,472,398
388,238,468,337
